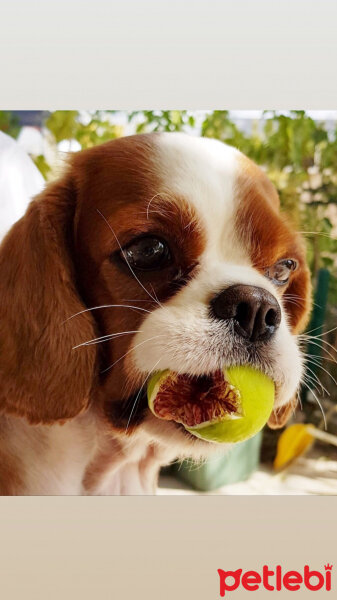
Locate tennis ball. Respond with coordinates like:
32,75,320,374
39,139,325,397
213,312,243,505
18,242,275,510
147,366,274,444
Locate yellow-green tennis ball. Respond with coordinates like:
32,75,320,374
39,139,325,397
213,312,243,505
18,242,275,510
186,367,274,443
147,366,274,444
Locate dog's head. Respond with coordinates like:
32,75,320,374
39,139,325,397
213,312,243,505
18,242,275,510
0,133,311,456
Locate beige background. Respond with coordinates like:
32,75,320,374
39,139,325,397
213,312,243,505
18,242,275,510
1,0,337,109
0,497,335,599
1,1,337,598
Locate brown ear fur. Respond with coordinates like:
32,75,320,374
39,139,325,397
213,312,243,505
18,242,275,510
267,400,295,430
0,175,97,424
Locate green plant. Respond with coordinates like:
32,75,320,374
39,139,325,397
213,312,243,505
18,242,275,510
1,109,336,402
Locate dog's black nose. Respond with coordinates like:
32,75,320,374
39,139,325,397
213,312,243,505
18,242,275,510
210,284,281,342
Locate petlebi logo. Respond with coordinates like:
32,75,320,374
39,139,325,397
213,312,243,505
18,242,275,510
218,564,333,596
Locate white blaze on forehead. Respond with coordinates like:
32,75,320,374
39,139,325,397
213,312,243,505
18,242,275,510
149,132,282,299
155,133,249,264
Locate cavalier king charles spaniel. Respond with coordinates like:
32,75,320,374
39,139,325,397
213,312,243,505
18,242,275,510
0,133,311,494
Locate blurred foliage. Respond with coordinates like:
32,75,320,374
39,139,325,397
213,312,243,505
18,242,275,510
1,109,337,403
0,111,20,138
128,110,196,133
32,155,51,180
45,110,123,147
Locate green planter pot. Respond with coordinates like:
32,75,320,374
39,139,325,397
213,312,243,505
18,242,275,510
171,431,262,492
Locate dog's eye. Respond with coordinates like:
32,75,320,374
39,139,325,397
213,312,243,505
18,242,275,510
121,236,172,271
265,259,298,285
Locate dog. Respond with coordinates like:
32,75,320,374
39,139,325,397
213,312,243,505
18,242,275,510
0,132,311,494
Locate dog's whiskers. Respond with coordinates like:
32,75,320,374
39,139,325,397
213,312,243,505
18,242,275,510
149,283,161,306
304,356,337,387
125,358,161,433
284,294,321,309
296,389,303,411
299,333,337,355
101,334,163,374
96,209,163,309
64,303,151,323
145,192,175,220
302,356,331,393
304,324,337,337
302,367,329,396
298,334,337,361
122,298,156,304
300,379,327,430
73,330,142,349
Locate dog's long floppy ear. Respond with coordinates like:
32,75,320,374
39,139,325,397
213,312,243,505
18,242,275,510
268,401,295,429
0,174,97,424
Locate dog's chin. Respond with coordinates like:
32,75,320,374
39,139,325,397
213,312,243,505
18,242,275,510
105,366,285,460
143,414,225,459
103,375,233,458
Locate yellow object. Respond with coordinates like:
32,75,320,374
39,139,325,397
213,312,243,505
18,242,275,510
274,423,337,470
274,424,315,470
148,366,274,444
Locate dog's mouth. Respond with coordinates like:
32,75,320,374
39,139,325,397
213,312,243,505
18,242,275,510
146,366,275,445
105,366,275,444
149,371,242,428
105,371,241,431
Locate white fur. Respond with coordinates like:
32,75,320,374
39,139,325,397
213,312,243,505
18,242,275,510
0,412,176,495
132,134,303,442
